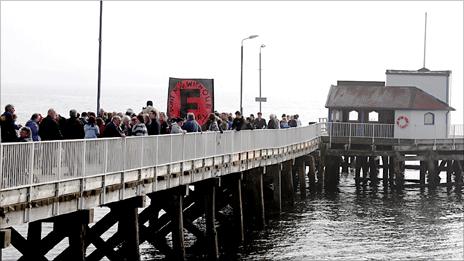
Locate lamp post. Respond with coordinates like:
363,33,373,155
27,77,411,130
240,34,258,115
96,0,103,115
258,44,265,113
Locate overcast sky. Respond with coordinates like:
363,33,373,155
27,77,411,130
1,1,463,124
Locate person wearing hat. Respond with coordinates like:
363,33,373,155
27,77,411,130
232,111,245,131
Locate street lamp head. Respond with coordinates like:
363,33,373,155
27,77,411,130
261,44,266,48
248,35,259,39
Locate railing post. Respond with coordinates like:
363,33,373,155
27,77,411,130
29,143,35,186
104,139,108,173
58,142,62,181
82,140,86,177
372,124,375,144
140,136,144,168
329,122,332,148
349,123,352,145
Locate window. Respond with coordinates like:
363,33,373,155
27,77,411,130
349,110,358,121
331,110,341,121
424,112,434,125
368,111,379,122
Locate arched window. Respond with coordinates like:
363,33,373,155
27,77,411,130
424,112,434,125
368,111,379,122
349,110,358,121
331,110,341,121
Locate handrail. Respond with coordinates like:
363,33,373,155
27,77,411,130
0,125,322,191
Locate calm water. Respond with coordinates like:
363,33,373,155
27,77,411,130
234,173,464,261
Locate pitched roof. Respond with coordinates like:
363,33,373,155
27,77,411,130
386,68,451,77
325,84,454,111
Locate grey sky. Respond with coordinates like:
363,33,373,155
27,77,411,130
1,1,463,124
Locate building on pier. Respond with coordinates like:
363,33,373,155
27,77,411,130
325,67,454,139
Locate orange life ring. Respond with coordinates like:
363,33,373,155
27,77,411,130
396,115,409,128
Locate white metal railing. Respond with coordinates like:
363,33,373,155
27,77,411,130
0,125,322,191
449,124,464,138
325,122,395,138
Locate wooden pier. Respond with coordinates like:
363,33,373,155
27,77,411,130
0,123,462,260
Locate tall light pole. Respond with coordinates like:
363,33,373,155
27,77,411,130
258,44,265,113
96,0,103,115
240,34,258,115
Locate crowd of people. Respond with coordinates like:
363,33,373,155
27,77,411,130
0,101,303,143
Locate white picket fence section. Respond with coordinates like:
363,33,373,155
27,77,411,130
0,125,323,191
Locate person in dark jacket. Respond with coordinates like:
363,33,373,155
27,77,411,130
232,111,245,131
103,115,125,137
0,104,19,142
159,112,170,134
267,114,280,129
182,112,201,133
146,109,160,135
39,109,63,141
254,112,267,129
25,113,41,141
63,109,85,139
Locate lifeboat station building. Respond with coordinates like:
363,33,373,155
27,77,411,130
325,68,454,139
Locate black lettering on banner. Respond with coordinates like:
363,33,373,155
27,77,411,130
180,89,200,119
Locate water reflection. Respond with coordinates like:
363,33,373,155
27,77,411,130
238,173,463,260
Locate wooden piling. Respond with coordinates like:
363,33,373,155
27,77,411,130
252,168,266,230
355,156,361,186
26,221,42,259
454,161,463,187
0,229,11,261
118,207,140,260
231,173,244,243
324,155,340,189
297,158,307,198
369,156,379,185
391,155,403,189
307,155,317,190
341,156,349,173
446,160,453,186
68,211,93,261
265,164,281,215
381,156,389,188
361,157,369,184
281,161,294,207
171,187,185,260
426,155,440,188
204,180,219,260
420,161,426,186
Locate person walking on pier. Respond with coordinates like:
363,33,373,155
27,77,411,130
146,109,161,135
18,126,32,142
232,111,245,131
131,115,148,136
254,112,267,129
267,114,280,129
205,113,220,131
63,109,85,139
159,112,170,134
280,114,290,129
182,112,201,133
39,109,63,141
0,104,20,142
121,115,132,136
25,113,41,141
170,118,185,134
84,116,100,139
103,115,125,137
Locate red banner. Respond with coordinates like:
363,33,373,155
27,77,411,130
167,78,214,126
